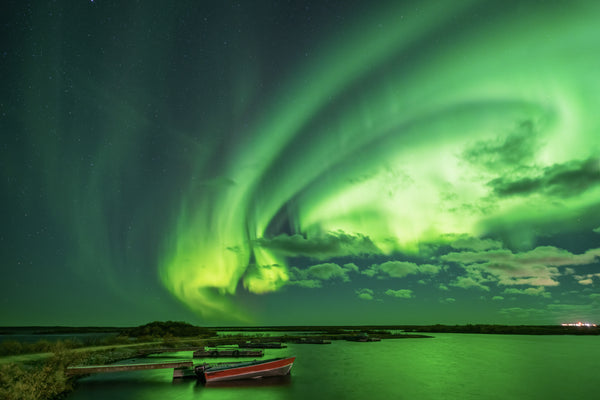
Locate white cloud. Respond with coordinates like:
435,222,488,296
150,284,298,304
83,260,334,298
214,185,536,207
356,288,374,300
450,276,490,291
451,236,503,251
503,286,551,298
385,289,413,299
306,263,350,281
441,245,600,287
287,279,322,288
362,260,441,279
343,263,359,273
499,307,546,319
288,262,359,287
253,231,380,260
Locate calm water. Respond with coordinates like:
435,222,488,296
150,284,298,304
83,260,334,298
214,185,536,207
66,334,600,400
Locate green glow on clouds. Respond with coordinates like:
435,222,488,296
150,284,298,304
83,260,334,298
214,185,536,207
159,1,600,320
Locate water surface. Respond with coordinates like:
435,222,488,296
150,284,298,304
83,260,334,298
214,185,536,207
66,334,600,400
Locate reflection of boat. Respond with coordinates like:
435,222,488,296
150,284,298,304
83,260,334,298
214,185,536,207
194,357,296,383
198,373,292,387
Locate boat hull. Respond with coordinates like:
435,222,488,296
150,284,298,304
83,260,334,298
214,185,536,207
196,357,295,383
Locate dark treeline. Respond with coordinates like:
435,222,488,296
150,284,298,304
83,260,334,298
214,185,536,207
122,321,215,338
218,324,600,335
0,321,216,356
401,324,600,335
0,326,125,335
0,321,216,338
3,322,599,340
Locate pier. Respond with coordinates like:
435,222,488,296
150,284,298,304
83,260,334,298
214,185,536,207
66,361,194,378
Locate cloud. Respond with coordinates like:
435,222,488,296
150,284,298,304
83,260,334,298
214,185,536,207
450,276,490,291
450,235,503,251
287,279,322,289
253,231,380,260
573,272,600,286
594,227,600,234
499,307,546,319
439,284,449,291
362,260,441,279
288,262,358,287
419,264,443,274
385,289,413,299
306,263,351,281
440,297,456,304
488,157,600,198
356,288,374,301
441,246,600,287
503,286,551,298
492,296,504,301
462,122,540,171
546,303,584,311
343,263,359,273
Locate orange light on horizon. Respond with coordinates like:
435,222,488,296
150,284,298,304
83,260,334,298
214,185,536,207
561,322,597,327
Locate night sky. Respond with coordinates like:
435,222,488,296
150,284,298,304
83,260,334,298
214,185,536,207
2,0,600,327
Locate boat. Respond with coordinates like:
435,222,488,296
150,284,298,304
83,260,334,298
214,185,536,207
194,356,296,383
243,341,287,349
293,338,331,344
193,347,263,358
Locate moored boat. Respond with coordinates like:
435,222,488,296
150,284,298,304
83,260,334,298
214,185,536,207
243,341,287,349
293,338,331,344
194,356,296,383
193,347,263,358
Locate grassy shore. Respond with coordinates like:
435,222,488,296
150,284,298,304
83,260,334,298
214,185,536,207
0,322,212,400
0,343,143,400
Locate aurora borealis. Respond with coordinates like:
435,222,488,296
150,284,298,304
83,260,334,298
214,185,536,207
2,0,600,326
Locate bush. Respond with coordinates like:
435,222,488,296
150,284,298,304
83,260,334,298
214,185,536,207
0,341,24,356
0,351,76,400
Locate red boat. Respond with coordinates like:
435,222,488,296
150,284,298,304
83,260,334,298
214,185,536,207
194,357,296,383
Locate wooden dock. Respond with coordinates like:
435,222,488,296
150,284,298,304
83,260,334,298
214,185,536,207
66,361,194,376
193,349,263,358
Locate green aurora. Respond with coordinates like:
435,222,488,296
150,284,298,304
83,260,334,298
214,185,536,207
1,0,600,326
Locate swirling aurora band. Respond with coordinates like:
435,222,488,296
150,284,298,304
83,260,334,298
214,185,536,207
158,1,600,320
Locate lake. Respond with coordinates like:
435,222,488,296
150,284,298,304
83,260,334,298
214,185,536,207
65,333,600,399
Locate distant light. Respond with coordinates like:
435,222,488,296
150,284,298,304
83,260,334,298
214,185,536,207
561,322,597,327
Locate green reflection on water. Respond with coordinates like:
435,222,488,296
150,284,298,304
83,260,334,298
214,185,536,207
67,336,600,400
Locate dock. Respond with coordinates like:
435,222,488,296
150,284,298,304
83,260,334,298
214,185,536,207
193,349,263,358
66,361,194,378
